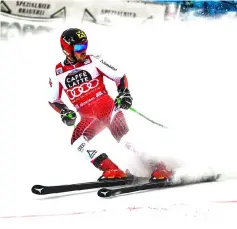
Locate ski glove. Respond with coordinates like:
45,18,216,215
60,108,77,126
115,88,133,110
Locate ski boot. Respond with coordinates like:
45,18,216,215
92,153,127,181
150,161,173,183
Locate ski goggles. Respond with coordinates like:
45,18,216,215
74,42,88,53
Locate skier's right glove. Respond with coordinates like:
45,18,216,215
60,108,77,126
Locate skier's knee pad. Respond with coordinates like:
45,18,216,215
110,111,129,142
71,125,83,145
71,118,103,144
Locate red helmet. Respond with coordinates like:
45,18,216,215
60,28,88,57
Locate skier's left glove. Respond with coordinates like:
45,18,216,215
115,88,133,110
60,108,77,126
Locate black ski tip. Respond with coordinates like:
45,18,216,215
97,188,111,198
31,185,45,195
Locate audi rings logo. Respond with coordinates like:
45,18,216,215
66,79,99,100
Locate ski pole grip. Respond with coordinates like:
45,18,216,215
66,113,73,119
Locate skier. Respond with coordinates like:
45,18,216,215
48,28,172,181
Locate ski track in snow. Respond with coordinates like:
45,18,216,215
1,19,237,228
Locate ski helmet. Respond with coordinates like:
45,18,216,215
60,28,88,58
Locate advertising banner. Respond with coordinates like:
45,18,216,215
82,0,165,26
1,0,166,40
0,0,68,39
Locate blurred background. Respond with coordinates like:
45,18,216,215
1,0,237,41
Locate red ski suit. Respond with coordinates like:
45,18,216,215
48,54,129,144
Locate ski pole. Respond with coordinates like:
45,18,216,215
129,107,167,128
117,99,167,128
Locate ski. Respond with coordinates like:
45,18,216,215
97,174,221,198
31,175,148,195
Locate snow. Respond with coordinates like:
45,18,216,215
1,19,237,229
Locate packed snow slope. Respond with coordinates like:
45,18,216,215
0,19,237,229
